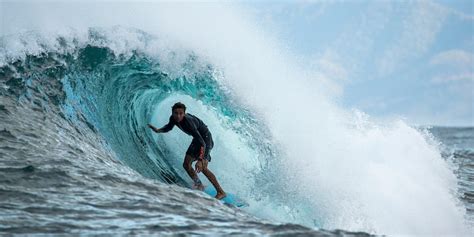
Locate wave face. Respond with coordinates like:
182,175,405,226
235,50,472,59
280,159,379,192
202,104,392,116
0,2,471,235
0,29,299,235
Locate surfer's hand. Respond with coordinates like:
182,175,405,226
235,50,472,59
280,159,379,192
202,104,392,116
195,159,207,173
147,124,159,133
195,160,203,173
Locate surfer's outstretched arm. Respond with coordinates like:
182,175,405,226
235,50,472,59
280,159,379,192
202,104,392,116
148,116,175,133
147,124,161,133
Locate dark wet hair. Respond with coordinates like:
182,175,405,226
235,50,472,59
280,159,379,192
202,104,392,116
172,102,186,112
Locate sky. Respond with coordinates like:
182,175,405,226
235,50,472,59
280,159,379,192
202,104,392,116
243,0,473,127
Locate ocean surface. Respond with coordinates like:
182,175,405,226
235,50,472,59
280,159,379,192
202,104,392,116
428,127,474,225
0,3,473,235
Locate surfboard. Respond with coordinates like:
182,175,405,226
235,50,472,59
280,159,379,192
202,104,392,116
203,186,249,208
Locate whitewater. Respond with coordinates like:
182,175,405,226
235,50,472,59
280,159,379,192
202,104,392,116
0,2,471,235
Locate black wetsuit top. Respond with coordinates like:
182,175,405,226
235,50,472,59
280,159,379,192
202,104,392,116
159,113,211,151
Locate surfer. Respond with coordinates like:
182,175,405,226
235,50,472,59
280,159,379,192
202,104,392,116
147,102,227,200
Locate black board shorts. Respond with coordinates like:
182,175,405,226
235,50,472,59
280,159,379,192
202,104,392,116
186,132,214,161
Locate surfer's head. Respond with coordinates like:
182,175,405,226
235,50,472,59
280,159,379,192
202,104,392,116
172,102,186,122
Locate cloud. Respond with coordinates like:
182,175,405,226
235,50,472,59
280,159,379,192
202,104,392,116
432,73,473,83
311,56,348,81
429,49,474,83
437,1,474,21
430,49,473,67
377,0,449,76
324,1,393,78
376,0,474,77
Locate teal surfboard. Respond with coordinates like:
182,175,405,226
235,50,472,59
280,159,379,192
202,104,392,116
203,186,249,208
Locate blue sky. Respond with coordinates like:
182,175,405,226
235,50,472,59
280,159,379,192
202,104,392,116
243,0,473,126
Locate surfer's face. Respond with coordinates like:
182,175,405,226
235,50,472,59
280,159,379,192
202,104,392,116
172,108,185,123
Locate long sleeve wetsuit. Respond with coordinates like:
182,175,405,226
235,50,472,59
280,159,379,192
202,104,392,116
159,113,211,151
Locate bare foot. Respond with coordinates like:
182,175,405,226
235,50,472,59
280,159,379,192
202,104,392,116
215,192,226,200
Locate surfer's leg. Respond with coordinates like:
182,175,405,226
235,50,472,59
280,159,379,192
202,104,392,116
183,155,203,190
201,166,226,200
